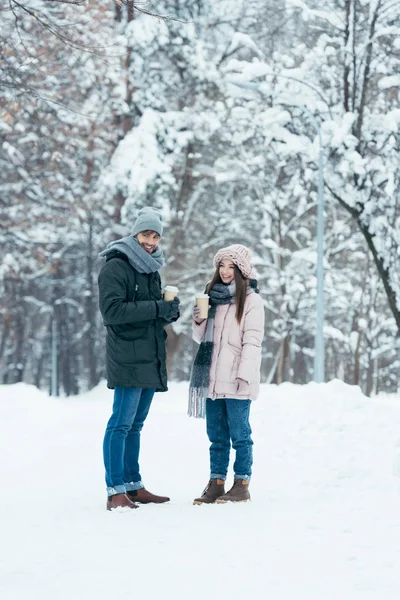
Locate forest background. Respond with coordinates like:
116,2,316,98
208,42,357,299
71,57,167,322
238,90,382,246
1,0,400,396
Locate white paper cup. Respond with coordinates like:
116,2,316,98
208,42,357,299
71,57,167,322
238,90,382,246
195,294,209,319
164,285,179,301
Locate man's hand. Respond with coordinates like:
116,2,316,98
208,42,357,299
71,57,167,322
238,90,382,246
156,297,180,320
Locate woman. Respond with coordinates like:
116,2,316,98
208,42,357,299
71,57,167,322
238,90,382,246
189,244,264,504
98,206,180,510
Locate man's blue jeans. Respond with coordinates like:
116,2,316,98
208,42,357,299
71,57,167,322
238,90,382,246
206,398,253,481
103,387,155,496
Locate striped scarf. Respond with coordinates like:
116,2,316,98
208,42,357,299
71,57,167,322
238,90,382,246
188,281,236,418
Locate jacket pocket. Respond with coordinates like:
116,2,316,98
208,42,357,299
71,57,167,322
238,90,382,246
230,354,239,377
108,335,136,365
110,325,147,341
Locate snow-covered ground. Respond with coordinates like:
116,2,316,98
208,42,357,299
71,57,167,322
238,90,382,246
1,380,400,600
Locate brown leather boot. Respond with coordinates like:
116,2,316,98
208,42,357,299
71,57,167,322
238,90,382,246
193,479,225,505
127,488,170,504
215,479,250,503
106,493,139,510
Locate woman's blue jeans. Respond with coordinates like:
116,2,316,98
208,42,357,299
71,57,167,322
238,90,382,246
103,387,155,496
206,398,253,481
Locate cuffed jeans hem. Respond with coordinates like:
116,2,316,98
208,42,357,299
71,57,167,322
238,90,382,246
125,480,144,492
107,485,126,497
210,473,226,480
234,474,251,482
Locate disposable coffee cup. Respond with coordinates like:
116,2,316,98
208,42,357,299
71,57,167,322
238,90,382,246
164,285,179,301
195,294,209,319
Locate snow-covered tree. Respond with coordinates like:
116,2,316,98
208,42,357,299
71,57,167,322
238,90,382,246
1,0,398,393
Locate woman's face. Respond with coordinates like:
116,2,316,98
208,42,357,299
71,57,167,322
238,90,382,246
219,258,235,284
136,230,161,254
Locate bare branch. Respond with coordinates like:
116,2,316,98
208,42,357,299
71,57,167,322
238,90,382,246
113,1,190,23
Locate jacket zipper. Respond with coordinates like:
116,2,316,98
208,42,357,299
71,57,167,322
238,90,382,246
212,305,230,398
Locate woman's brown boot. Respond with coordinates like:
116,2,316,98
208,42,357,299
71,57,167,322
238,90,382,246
215,479,250,503
193,479,225,505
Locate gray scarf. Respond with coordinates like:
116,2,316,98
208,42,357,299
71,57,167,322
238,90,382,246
98,235,164,273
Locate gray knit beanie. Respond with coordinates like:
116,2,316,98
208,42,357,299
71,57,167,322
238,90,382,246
132,207,163,237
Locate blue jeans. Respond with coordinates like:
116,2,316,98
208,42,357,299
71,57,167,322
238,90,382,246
206,398,253,481
103,387,155,496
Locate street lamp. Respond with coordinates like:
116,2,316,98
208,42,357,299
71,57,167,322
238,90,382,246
228,79,325,383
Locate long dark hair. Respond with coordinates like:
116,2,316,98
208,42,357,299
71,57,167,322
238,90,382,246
206,265,247,324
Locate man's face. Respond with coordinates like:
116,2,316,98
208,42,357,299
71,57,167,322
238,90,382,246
136,230,161,254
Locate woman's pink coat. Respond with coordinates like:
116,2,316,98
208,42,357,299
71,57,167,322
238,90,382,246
192,292,264,401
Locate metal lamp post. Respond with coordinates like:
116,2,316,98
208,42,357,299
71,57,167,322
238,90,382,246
50,313,58,396
229,79,325,382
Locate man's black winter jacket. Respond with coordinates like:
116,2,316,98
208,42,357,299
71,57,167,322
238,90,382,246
98,250,168,391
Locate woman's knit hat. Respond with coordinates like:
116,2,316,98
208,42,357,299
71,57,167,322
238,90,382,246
213,244,255,279
132,207,163,237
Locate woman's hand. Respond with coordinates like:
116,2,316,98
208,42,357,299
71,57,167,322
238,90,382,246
236,377,249,395
193,305,205,323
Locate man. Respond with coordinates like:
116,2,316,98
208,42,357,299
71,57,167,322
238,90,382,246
98,207,180,510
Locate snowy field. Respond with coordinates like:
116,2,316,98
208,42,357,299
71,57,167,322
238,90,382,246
1,380,400,600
